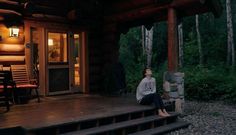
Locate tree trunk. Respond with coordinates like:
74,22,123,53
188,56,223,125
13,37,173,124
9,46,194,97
145,27,153,68
141,26,145,56
196,15,203,66
178,22,184,68
142,25,153,68
226,0,235,67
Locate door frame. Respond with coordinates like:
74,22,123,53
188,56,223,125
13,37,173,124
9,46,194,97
69,32,88,93
24,20,89,96
69,32,81,93
45,29,72,95
45,30,89,95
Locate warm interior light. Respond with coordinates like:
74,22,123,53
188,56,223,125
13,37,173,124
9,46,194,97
9,27,19,37
48,39,54,46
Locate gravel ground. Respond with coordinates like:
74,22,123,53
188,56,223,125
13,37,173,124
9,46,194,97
168,101,236,135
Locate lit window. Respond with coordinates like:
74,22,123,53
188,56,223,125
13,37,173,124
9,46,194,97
48,33,68,63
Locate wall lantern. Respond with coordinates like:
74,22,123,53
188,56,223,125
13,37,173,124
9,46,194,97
48,39,54,46
9,27,20,37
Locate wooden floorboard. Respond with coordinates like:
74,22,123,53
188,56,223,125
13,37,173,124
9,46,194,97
0,94,153,131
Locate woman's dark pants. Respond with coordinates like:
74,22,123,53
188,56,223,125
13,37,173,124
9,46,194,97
140,93,165,110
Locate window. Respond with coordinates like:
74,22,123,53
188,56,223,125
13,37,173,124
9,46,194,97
48,32,67,63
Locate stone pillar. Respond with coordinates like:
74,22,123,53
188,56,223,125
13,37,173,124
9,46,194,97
163,72,185,113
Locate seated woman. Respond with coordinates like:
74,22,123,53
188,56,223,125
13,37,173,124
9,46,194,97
136,68,170,117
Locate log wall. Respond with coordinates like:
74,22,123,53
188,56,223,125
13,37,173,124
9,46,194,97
0,24,25,66
87,27,103,93
87,23,120,93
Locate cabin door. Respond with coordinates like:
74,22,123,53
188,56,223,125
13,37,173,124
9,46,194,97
70,33,82,92
46,31,71,95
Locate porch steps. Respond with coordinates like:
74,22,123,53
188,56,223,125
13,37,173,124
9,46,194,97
128,121,190,135
25,101,189,135
61,113,182,135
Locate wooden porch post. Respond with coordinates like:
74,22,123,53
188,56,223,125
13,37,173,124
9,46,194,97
167,8,179,72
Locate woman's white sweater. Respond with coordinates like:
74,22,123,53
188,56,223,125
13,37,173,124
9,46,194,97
136,77,156,103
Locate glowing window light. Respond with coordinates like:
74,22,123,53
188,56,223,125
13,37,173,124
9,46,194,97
9,27,19,37
48,39,54,46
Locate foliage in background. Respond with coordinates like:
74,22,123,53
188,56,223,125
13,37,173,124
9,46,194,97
119,28,143,92
183,65,236,102
118,0,236,103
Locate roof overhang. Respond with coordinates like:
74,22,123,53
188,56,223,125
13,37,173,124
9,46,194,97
0,0,222,27
104,0,222,27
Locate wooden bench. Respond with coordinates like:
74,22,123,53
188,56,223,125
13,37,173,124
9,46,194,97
0,71,11,112
11,65,40,103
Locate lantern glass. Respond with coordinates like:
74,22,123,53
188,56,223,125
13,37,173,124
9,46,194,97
9,27,19,37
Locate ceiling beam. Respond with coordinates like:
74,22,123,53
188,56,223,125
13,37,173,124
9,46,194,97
105,0,222,25
0,0,23,13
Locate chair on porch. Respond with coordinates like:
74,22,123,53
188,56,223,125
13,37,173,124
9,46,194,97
0,65,3,71
0,71,11,112
11,65,40,103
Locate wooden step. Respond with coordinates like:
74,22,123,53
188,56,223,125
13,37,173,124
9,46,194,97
61,114,178,135
128,120,190,135
28,106,176,135
0,126,25,135
28,109,158,135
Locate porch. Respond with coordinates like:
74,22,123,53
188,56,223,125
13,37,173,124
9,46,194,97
0,94,188,135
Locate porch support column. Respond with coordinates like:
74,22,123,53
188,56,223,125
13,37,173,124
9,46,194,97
167,8,179,72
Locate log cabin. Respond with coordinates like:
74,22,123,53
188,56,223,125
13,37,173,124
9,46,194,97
0,0,222,96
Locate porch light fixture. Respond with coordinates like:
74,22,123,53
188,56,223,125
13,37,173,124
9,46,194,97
48,39,54,46
9,27,20,37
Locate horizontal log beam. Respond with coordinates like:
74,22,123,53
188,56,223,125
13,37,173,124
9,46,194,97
0,0,23,12
105,4,168,23
105,0,221,24
24,2,66,17
23,16,69,24
0,1,66,18
0,51,24,55
171,0,206,8
0,9,22,16
105,0,172,15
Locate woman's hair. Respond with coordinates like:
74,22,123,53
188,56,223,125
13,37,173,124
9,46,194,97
142,67,151,78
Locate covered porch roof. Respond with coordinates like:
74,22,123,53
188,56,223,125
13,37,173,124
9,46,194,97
0,0,222,27
104,0,222,27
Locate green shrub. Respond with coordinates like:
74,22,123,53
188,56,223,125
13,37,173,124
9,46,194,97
184,66,236,103
223,74,236,103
